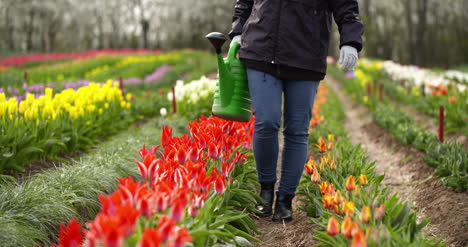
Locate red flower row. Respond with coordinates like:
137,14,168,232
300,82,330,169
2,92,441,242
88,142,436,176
52,115,255,247
0,49,161,67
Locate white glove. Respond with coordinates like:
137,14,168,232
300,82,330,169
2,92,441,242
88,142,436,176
230,35,242,48
338,46,358,72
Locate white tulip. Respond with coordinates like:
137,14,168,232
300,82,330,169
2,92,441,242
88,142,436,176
160,107,167,116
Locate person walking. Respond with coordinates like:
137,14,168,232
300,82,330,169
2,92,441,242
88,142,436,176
228,0,364,222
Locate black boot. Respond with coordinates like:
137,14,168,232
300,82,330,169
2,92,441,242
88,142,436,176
272,192,294,222
255,182,275,217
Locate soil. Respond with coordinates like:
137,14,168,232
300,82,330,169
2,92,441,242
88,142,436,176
327,75,468,247
251,133,319,247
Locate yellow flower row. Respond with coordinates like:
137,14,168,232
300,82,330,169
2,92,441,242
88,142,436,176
85,53,182,78
0,80,131,121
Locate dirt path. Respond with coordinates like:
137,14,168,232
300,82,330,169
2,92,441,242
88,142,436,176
251,133,318,247
327,75,468,247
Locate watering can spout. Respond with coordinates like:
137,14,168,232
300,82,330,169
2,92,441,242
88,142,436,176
206,32,231,106
206,32,251,122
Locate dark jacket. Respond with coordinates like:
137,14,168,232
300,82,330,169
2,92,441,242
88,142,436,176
228,0,364,77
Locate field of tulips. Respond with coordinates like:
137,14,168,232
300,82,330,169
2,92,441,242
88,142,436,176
0,49,161,68
298,83,443,246
352,59,467,134
0,50,217,175
328,64,467,190
50,115,261,247
1,48,465,247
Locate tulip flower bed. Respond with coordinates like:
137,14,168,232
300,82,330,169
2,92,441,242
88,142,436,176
0,117,187,247
0,50,214,92
0,49,161,67
50,115,262,247
167,76,217,120
0,81,132,173
298,83,443,246
338,60,468,135
329,67,467,190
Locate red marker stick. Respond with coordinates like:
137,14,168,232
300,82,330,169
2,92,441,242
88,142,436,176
172,86,177,114
379,83,384,102
439,106,444,143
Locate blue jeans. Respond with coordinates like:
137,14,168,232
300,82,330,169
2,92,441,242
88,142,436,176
247,68,320,196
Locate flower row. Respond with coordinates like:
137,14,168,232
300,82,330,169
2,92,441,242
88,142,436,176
0,49,161,67
0,81,132,172
52,115,260,247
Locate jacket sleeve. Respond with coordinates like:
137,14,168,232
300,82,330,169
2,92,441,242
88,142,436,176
228,0,254,40
329,0,364,52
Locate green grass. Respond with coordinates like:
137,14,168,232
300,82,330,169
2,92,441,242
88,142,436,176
0,116,189,247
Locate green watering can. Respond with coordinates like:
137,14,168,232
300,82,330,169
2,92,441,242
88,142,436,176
206,32,251,122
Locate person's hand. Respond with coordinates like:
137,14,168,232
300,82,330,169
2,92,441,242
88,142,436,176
338,46,358,72
230,35,242,48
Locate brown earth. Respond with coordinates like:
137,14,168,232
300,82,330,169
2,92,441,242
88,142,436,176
251,133,319,247
327,75,468,247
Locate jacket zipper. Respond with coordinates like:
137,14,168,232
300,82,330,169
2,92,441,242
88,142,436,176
271,0,282,65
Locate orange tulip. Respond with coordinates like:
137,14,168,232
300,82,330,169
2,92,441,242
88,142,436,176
354,185,360,193
333,204,340,214
322,195,334,209
320,157,327,172
311,170,321,183
304,160,316,175
319,181,335,196
329,158,337,170
351,221,361,237
341,216,353,238
316,136,327,153
342,201,355,216
333,190,344,205
327,134,334,150
360,206,371,223
375,204,385,220
449,96,457,104
345,176,356,191
351,228,367,247
327,216,340,236
358,174,368,186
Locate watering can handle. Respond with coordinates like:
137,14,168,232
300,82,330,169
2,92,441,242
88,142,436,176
227,43,241,63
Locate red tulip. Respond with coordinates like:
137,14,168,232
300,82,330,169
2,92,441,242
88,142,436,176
157,215,176,242
188,146,200,161
170,198,187,223
161,125,173,147
327,216,340,236
54,218,83,247
215,174,226,194
173,227,193,247
208,142,220,159
137,228,162,247
176,147,187,164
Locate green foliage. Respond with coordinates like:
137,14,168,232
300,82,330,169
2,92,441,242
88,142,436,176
0,116,189,247
330,66,467,190
298,81,444,246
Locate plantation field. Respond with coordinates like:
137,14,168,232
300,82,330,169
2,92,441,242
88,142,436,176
0,50,466,247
